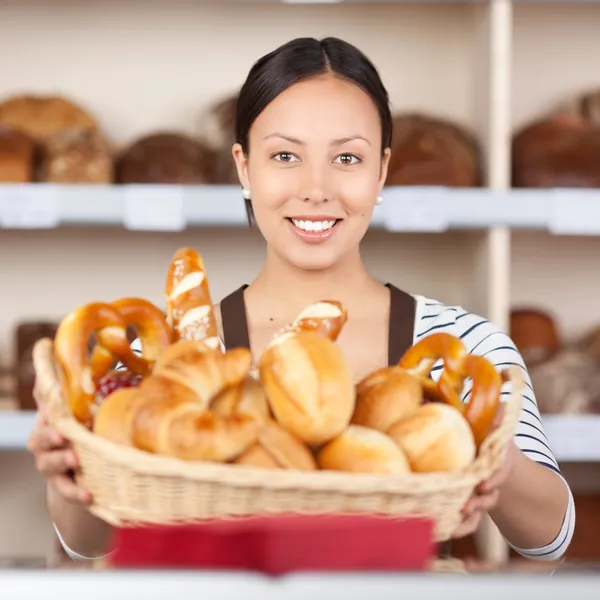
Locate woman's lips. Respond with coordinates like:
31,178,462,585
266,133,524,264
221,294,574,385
287,217,341,244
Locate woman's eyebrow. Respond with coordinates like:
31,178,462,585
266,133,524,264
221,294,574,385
263,133,371,146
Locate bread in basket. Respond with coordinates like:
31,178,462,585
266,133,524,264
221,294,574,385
32,247,523,541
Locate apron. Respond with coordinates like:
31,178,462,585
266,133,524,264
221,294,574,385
109,283,450,570
221,283,452,559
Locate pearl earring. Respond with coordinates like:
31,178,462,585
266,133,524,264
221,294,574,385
242,188,251,200
375,195,384,206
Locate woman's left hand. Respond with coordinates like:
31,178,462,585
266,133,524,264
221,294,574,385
451,441,519,539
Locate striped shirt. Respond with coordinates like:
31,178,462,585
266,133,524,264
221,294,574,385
56,293,575,562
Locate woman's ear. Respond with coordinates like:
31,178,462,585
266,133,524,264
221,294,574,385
378,147,391,192
232,143,250,189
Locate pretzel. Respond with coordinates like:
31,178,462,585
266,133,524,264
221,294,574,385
54,302,153,426
165,247,220,350
398,332,502,448
269,300,348,348
289,300,348,341
89,297,173,381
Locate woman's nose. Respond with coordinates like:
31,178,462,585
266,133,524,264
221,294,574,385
298,163,331,203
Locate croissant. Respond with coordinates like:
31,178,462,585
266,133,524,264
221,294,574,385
94,341,261,462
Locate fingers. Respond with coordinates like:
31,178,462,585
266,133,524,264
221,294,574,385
452,511,482,539
50,475,92,504
463,489,500,517
27,422,65,454
35,448,78,478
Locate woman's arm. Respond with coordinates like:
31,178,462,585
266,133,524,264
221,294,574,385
459,318,575,559
488,446,573,556
49,484,114,561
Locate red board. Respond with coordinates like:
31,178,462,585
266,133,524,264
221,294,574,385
108,514,436,575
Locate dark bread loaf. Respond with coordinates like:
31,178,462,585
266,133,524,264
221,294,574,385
40,129,113,183
116,132,215,184
0,126,36,182
512,115,600,188
386,113,482,187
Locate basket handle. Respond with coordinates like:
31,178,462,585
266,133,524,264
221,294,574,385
31,337,72,427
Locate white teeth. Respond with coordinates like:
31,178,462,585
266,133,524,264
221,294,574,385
291,219,336,232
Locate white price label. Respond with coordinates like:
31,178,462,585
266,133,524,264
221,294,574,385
548,191,600,236
382,187,448,233
124,185,186,231
0,185,59,229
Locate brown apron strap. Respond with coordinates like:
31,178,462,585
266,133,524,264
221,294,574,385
220,285,251,350
385,283,416,365
385,283,452,557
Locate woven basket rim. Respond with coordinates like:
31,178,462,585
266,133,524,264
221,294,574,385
32,337,524,494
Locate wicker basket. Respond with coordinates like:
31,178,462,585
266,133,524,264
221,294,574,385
33,337,524,541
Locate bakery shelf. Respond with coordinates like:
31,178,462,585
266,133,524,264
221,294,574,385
2,183,600,233
0,411,36,451
543,415,600,463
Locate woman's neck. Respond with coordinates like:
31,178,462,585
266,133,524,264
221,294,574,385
248,247,383,318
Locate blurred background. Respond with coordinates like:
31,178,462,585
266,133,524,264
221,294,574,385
1,0,600,571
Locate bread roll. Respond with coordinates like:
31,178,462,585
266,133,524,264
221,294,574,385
259,331,355,445
510,309,559,366
317,425,410,474
387,403,476,473
353,366,422,432
0,126,36,182
116,132,215,184
0,94,97,141
40,129,113,183
234,419,317,471
512,116,600,188
386,113,482,187
92,387,141,446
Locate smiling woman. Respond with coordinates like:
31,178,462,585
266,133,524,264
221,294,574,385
32,36,574,566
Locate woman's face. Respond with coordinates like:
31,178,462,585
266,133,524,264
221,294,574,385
233,74,390,272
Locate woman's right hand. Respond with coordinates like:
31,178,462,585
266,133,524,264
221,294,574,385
27,380,91,505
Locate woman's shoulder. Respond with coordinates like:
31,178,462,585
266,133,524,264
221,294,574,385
412,294,514,356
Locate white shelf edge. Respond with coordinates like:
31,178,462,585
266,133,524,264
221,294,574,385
2,411,600,463
1,184,600,234
0,411,35,451
542,414,600,463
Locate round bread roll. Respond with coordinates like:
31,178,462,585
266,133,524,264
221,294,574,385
386,113,482,187
234,419,316,471
317,425,411,474
512,116,600,188
116,132,215,184
353,366,422,432
0,95,97,141
93,387,142,446
258,330,355,445
387,403,476,473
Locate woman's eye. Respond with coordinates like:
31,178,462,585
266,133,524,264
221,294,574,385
334,154,360,166
273,152,298,163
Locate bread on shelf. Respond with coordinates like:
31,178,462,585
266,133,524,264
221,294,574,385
0,94,98,141
40,129,114,184
386,113,482,187
0,126,37,183
116,132,215,184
